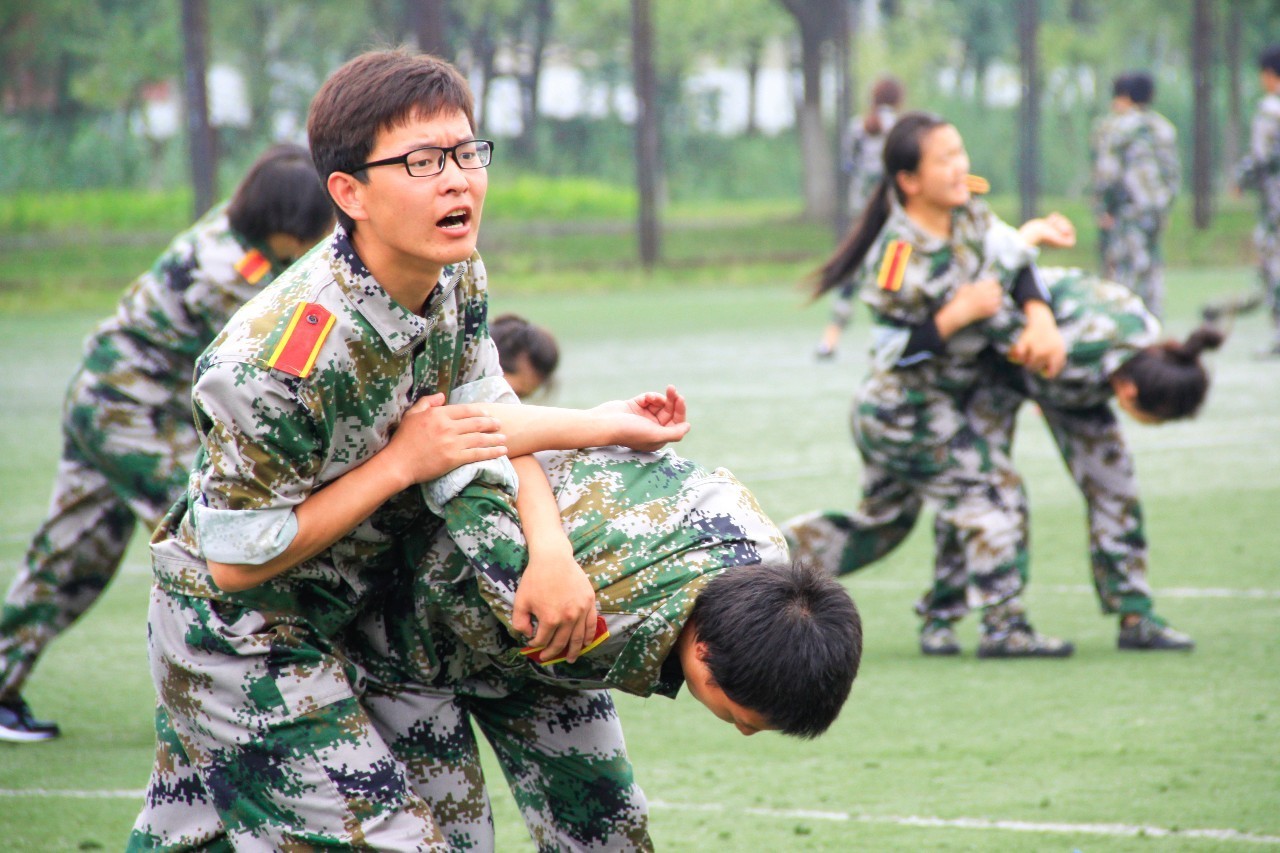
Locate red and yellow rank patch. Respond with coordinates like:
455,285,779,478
520,615,611,666
876,240,913,292
267,302,335,378
235,249,272,285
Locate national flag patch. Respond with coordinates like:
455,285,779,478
234,249,272,285
521,615,611,666
876,240,912,292
267,302,335,378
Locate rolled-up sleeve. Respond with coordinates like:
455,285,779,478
190,357,324,564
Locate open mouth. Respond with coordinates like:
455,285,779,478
437,209,470,229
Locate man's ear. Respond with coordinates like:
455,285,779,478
327,171,369,224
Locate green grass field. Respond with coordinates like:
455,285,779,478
0,266,1277,851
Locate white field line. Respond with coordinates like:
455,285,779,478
648,799,1280,845
849,578,1280,600
1,790,1275,845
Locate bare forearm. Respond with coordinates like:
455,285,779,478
476,403,624,456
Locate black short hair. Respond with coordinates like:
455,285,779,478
1260,44,1280,76
1111,73,1132,99
690,561,861,739
1126,72,1155,104
306,49,476,233
226,143,332,245
490,313,560,380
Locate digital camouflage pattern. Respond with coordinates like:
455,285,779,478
339,445,788,851
0,205,285,703
788,270,1158,622
399,445,788,698
1236,92,1280,344
1092,107,1180,317
131,228,512,849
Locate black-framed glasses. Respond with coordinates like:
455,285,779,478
352,139,494,178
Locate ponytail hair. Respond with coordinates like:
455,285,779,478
1114,324,1225,420
813,111,948,298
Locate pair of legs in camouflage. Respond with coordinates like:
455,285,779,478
785,374,1153,627
1102,212,1166,318
787,379,1031,620
129,582,649,851
0,373,194,702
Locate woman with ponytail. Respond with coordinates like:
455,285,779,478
788,112,1080,658
816,78,907,359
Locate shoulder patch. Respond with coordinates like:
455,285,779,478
966,173,990,194
876,240,913,292
267,302,335,378
235,248,272,285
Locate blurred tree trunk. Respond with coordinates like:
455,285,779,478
833,0,853,237
470,11,496,125
1192,0,1213,228
631,0,661,267
409,0,450,59
745,37,763,137
779,0,841,222
516,0,553,158
1224,4,1243,192
181,0,216,218
1017,0,1039,223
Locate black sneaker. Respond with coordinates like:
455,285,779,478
0,695,60,742
1118,615,1194,651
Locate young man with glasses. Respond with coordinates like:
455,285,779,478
129,49,689,850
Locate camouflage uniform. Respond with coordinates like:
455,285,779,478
787,196,1037,615
1236,91,1280,347
1092,107,1180,317
921,269,1160,621
129,230,649,850
347,444,788,850
789,270,1161,624
0,204,285,704
828,108,899,331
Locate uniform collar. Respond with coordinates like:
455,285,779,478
326,225,466,355
886,192,989,253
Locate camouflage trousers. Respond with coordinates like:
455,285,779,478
785,381,1029,613
0,372,195,701
828,278,859,330
131,589,649,850
784,378,1153,622
1102,213,1165,318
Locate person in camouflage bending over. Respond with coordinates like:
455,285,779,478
128,49,698,851
795,267,1215,655
1091,72,1180,318
339,442,861,848
0,143,333,743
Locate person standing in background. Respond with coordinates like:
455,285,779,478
1092,71,1180,318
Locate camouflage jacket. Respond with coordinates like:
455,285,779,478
401,446,788,698
858,194,1037,394
985,268,1160,409
1091,107,1180,221
151,227,511,637
1237,93,1280,222
81,203,287,411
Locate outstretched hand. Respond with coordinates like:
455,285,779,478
1019,212,1077,248
594,385,691,451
